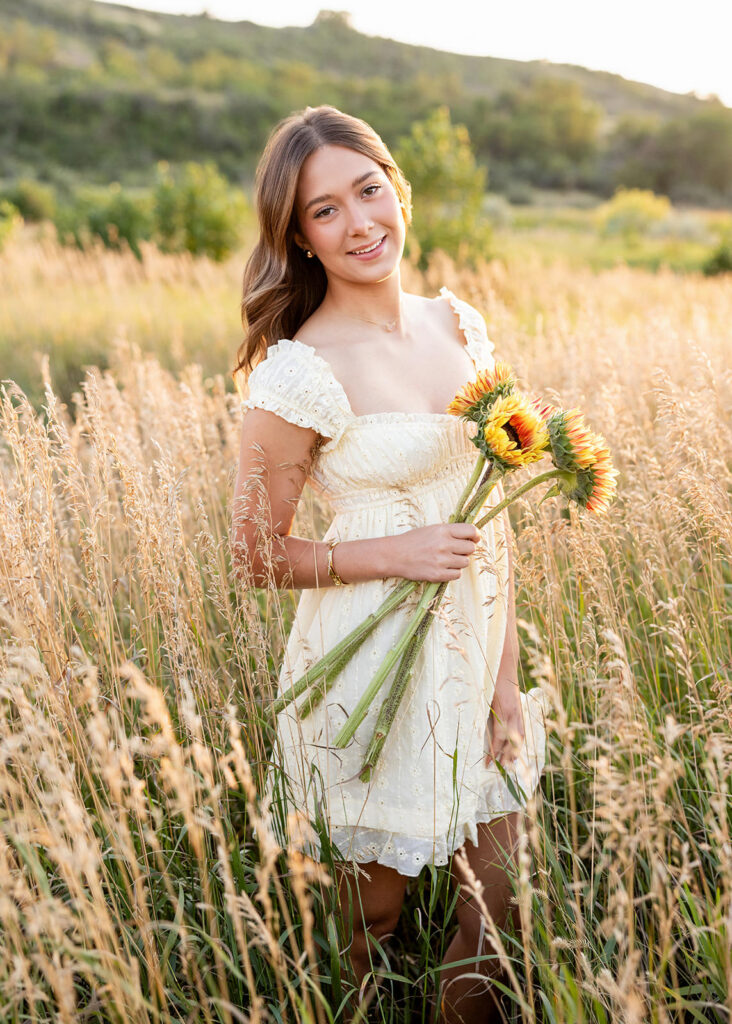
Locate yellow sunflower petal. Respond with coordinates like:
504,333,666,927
447,362,517,417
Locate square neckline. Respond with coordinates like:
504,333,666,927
286,287,487,426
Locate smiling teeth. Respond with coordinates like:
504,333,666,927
350,236,384,254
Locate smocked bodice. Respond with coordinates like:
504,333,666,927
313,415,479,513
240,287,496,513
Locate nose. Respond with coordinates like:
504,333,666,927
346,200,372,236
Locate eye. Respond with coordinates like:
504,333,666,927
363,184,381,196
314,206,334,219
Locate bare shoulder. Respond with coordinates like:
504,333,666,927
293,304,335,353
423,287,466,344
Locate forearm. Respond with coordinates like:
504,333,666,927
233,531,398,590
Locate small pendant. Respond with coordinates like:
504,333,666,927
384,320,397,332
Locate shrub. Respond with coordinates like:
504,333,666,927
0,200,22,250
153,160,248,261
594,187,671,239
702,238,732,276
0,177,56,222
53,184,154,259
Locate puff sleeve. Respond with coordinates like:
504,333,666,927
240,338,353,455
438,286,496,371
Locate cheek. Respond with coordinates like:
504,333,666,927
376,194,403,227
308,218,338,244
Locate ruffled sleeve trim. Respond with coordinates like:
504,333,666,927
438,286,496,371
240,338,353,455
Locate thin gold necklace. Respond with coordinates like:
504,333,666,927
336,305,403,333
356,314,398,332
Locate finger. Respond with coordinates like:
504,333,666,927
451,524,481,542
452,540,478,555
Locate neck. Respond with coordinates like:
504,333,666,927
321,271,408,337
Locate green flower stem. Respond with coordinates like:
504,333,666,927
331,581,441,748
358,582,448,783
452,451,486,520
354,465,505,779
473,468,563,530
270,577,419,715
290,454,490,727
293,641,361,718
457,464,504,523
328,458,494,748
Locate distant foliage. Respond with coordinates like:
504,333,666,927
594,187,671,239
702,233,732,276
469,76,601,191
1,9,732,206
606,109,732,205
0,177,56,222
153,161,249,260
395,106,492,269
0,199,21,250
53,184,154,260
46,162,249,261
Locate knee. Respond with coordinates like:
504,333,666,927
348,915,400,990
351,908,402,956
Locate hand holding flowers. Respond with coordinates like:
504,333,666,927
270,359,619,783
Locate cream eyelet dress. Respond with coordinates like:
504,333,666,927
241,287,550,877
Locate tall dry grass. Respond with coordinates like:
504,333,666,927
0,236,730,1022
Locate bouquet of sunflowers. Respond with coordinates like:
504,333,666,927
270,362,617,782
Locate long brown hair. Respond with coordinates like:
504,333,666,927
232,105,412,394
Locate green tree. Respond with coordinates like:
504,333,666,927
469,77,600,189
394,106,491,270
153,160,248,260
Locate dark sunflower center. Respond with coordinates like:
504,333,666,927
503,421,522,448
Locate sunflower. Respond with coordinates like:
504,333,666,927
546,407,598,473
584,436,619,514
446,361,517,420
476,393,550,469
559,432,618,514
529,397,558,435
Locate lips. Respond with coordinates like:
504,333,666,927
348,234,386,255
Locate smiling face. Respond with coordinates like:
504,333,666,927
293,143,407,284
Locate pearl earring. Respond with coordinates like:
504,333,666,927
304,249,314,258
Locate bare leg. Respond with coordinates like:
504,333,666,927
332,858,409,1014
430,812,523,1024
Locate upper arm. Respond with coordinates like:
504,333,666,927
231,407,323,569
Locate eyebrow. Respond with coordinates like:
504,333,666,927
304,170,381,212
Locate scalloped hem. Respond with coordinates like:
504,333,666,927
318,777,544,878
326,802,534,878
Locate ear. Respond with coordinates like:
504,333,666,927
293,229,309,252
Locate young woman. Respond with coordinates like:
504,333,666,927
231,105,548,1023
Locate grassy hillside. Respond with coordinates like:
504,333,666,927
1,0,714,122
2,0,731,205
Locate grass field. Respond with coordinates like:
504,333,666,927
0,230,730,1021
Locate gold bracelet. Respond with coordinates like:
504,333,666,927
327,538,347,586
